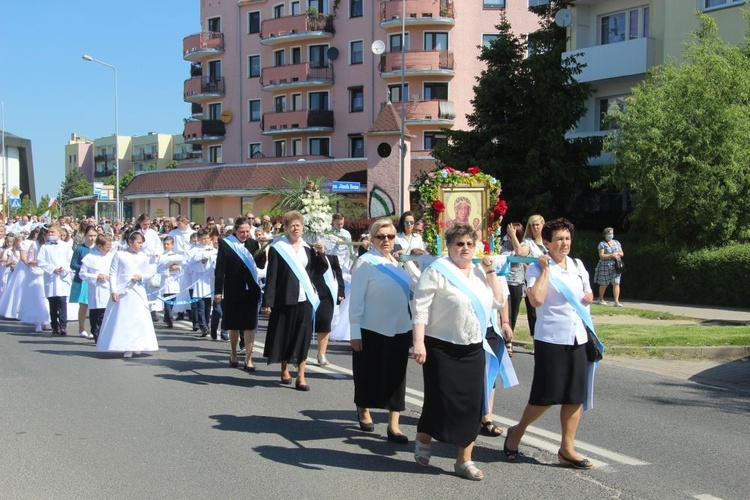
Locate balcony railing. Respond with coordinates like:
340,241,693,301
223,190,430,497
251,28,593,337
183,119,226,143
94,167,116,178
173,151,204,161
94,153,115,162
260,13,334,44
183,31,225,61
261,109,334,133
191,103,203,117
380,0,455,24
380,50,454,75
260,63,334,89
563,37,652,83
383,99,456,122
184,76,226,102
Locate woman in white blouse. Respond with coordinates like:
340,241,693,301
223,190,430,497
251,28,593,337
412,223,507,481
394,211,426,256
503,218,595,469
349,219,412,444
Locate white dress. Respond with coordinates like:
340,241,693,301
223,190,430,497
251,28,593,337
0,247,19,298
18,241,50,325
96,250,159,353
0,247,22,316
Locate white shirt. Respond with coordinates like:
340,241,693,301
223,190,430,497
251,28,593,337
80,250,115,309
525,257,591,346
324,227,353,272
187,245,217,298
158,251,184,295
168,227,195,255
37,241,74,297
395,232,426,254
349,249,412,340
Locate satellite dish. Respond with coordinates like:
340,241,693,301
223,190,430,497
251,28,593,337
371,40,385,55
554,8,572,28
327,47,339,61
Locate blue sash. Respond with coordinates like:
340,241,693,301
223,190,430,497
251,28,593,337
358,251,411,304
322,257,339,319
489,313,519,389
429,257,498,415
272,238,320,311
545,260,605,411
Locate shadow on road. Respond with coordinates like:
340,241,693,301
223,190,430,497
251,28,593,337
637,379,750,415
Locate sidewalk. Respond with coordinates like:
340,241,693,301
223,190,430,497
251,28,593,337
617,300,750,323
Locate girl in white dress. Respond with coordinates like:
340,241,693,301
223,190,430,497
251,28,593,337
97,231,159,358
18,227,51,331
0,229,38,320
0,234,19,299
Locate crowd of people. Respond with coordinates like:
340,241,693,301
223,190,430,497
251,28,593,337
0,208,608,481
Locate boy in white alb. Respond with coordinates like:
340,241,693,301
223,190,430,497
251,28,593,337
36,224,74,335
80,234,114,342
159,236,183,328
188,228,217,336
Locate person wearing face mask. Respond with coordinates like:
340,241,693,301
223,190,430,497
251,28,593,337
593,227,624,307
37,224,74,336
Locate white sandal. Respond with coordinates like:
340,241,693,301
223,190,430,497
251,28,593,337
454,460,483,481
414,439,431,466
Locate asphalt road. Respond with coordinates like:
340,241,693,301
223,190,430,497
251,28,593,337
1,317,747,499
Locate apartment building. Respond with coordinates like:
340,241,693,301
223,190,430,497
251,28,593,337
564,0,748,164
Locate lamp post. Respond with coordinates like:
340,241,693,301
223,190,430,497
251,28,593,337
1,100,6,215
82,54,121,221
399,0,406,215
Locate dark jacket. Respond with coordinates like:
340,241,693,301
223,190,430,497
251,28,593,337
214,236,267,300
311,254,345,304
262,243,328,308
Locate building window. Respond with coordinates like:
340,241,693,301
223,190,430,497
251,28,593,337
208,146,222,163
309,44,329,68
208,102,221,120
248,11,260,34
191,197,206,224
349,87,364,112
291,93,302,111
274,49,285,67
424,82,448,100
528,0,549,7
309,138,330,156
248,143,262,159
424,132,447,150
424,32,449,50
388,83,409,102
482,34,500,47
273,4,284,18
274,95,286,112
249,99,261,122
350,40,363,64
309,91,329,111
389,33,410,52
350,0,363,17
207,17,221,32
350,135,364,158
599,95,628,131
292,138,303,156
241,196,253,215
702,0,745,10
600,7,649,45
291,1,301,15
248,55,260,78
274,140,286,157
291,46,302,64
483,0,505,8
309,0,327,14
208,60,222,79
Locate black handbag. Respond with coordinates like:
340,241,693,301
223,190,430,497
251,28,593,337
614,258,625,274
585,327,603,362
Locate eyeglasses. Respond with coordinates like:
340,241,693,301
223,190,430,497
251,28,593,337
404,221,414,226
453,241,475,248
374,234,396,241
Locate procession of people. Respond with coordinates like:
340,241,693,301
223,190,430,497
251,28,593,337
0,207,604,481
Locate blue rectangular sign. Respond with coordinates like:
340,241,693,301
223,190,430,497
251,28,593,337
331,181,361,192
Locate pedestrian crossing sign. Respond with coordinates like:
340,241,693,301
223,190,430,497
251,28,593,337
9,198,21,209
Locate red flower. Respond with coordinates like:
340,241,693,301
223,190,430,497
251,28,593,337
467,166,481,175
444,166,455,172
483,241,491,253
494,199,508,217
432,200,446,212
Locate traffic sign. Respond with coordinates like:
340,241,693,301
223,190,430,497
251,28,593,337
9,186,22,198
9,198,21,210
331,181,361,193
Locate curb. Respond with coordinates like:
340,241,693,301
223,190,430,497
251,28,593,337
512,341,750,359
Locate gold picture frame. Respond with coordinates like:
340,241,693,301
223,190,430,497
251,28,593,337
439,185,490,251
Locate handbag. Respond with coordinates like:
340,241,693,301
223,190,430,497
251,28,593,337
585,326,603,362
614,258,625,274
147,273,162,290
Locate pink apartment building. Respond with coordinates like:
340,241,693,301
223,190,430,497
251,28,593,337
125,0,542,220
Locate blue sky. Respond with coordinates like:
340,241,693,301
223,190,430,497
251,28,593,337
0,1,200,202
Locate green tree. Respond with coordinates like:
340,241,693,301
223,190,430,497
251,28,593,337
58,168,92,214
603,14,750,247
35,194,59,218
432,0,601,220
104,168,137,195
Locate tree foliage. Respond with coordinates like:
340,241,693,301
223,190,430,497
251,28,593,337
603,14,750,247
58,168,92,214
432,0,601,221
104,168,137,196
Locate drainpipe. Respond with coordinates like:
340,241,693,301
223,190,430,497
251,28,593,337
237,3,244,165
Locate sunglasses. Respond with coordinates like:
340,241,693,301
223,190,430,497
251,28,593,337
453,241,475,248
375,234,396,241
404,221,414,225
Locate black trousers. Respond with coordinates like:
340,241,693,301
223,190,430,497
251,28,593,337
89,308,105,341
525,295,538,337
210,300,222,338
163,294,176,322
508,283,524,331
48,296,67,332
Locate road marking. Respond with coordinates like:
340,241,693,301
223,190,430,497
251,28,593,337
694,495,724,500
252,342,649,466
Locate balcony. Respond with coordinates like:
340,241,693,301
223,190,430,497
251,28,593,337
260,63,334,91
183,119,226,143
260,13,334,46
173,151,204,161
94,166,116,178
261,109,334,135
385,99,456,125
132,152,159,162
94,153,115,162
380,50,454,78
380,0,455,29
184,76,226,103
183,32,225,61
564,37,653,83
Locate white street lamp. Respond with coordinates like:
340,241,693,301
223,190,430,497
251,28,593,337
399,0,406,215
1,100,6,214
82,54,121,221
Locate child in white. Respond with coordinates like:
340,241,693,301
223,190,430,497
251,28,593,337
158,236,183,328
97,231,159,358
187,228,217,336
0,234,19,298
36,224,74,335
80,234,114,342
19,228,51,331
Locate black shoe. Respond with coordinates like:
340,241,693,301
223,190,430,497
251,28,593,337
356,409,374,432
387,427,409,444
192,326,199,332
59,329,67,336
151,311,158,322
200,329,209,338
295,381,310,392
166,322,173,328
176,313,185,321
558,450,593,470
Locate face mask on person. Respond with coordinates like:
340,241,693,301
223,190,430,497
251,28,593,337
48,235,59,243
605,234,614,241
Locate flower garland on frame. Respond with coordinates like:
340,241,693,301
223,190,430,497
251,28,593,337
415,166,507,255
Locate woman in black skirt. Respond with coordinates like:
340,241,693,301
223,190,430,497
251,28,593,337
214,218,266,369
311,253,344,366
503,218,596,469
412,223,507,481
261,211,328,391
349,219,412,443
